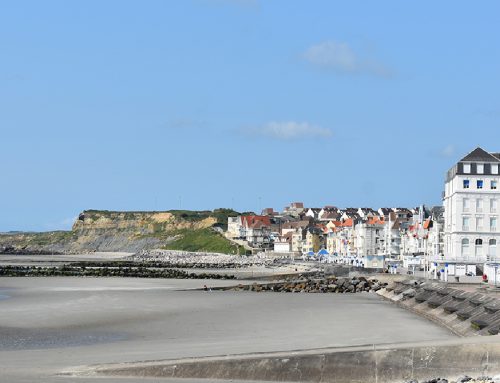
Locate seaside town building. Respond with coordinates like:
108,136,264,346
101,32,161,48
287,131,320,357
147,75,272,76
227,203,440,262
282,202,305,217
226,149,499,281
442,147,500,277
226,215,272,248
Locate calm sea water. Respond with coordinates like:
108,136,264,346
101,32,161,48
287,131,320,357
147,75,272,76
0,290,10,301
0,327,128,351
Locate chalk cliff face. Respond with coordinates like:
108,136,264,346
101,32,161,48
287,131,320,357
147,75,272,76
0,209,236,254
73,211,217,233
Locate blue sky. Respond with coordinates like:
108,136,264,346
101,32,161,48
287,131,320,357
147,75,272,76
1,0,500,231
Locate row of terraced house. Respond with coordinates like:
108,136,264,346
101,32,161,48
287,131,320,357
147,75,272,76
227,203,444,267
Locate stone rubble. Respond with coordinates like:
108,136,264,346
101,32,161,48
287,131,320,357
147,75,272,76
405,376,498,383
227,275,386,293
130,249,285,268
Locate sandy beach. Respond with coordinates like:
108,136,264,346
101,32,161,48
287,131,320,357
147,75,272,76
0,276,456,382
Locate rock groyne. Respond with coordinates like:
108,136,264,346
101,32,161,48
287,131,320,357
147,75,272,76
224,275,385,293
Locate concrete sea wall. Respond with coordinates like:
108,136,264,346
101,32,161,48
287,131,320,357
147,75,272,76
88,339,500,383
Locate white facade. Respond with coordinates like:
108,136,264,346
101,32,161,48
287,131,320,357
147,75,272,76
443,148,500,264
381,221,401,258
291,230,305,252
227,217,243,239
273,241,292,253
484,262,500,285
354,223,382,256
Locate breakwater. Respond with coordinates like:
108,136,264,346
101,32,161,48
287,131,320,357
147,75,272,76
224,275,385,293
0,264,235,279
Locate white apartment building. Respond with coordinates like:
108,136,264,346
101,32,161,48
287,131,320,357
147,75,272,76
443,148,500,267
354,220,383,257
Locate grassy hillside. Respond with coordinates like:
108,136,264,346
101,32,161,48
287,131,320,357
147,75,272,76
162,228,246,254
168,208,240,230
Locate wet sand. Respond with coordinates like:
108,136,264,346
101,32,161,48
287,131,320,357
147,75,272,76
0,277,456,382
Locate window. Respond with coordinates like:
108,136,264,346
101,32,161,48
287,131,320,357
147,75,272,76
463,198,470,212
477,217,484,230
492,164,499,175
477,164,484,174
491,217,498,231
463,180,470,189
461,238,470,257
477,180,484,189
489,239,497,258
475,239,483,257
462,216,470,231
492,180,498,190
464,164,471,174
492,199,498,213
476,199,483,212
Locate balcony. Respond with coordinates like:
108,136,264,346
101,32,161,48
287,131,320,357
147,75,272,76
442,255,488,263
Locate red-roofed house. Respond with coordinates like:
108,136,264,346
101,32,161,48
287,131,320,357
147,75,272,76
227,215,272,248
342,218,353,227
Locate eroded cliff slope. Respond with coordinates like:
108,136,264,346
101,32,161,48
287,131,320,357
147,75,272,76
0,209,241,254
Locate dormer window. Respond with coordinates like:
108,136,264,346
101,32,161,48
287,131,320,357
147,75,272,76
464,163,471,173
493,164,499,175
477,164,484,174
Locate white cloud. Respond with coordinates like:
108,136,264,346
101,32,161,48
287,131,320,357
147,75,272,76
440,144,455,158
244,121,332,141
303,40,392,78
304,41,357,72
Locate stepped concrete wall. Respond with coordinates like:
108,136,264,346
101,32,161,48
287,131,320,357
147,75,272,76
378,279,500,336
